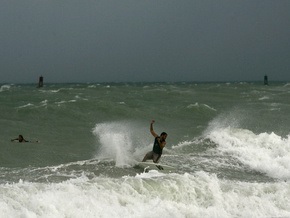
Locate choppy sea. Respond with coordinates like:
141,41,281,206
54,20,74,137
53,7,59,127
1,82,290,217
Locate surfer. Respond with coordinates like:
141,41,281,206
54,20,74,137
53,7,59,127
142,120,167,163
11,135,38,143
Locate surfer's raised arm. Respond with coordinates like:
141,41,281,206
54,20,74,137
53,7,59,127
150,120,158,138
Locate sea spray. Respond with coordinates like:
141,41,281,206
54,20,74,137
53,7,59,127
92,122,133,167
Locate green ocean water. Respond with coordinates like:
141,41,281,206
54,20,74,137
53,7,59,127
1,82,290,170
1,82,290,217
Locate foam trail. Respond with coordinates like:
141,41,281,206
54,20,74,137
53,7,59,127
17,103,34,109
93,122,134,167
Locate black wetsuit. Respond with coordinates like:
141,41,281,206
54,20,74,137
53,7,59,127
152,137,163,155
142,136,164,163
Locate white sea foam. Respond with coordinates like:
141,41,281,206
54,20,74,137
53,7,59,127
259,96,270,100
187,102,217,111
203,104,217,111
172,140,194,149
1,172,290,217
206,126,290,180
17,103,34,109
40,100,48,105
55,100,76,105
0,84,11,92
37,100,48,108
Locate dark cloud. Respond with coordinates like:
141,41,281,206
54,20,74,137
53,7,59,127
1,0,290,83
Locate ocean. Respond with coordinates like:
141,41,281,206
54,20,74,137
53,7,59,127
0,82,290,217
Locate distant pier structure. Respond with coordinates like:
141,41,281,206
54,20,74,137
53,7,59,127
38,76,44,88
264,75,268,85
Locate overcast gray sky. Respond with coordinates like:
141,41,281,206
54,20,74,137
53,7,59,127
1,0,290,83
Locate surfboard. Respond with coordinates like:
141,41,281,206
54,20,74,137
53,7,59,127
136,161,175,172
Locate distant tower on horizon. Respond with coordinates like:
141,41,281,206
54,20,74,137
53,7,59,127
38,76,44,88
264,75,268,85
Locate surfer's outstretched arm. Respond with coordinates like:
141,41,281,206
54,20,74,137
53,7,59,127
11,135,28,142
150,120,158,138
11,134,39,143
